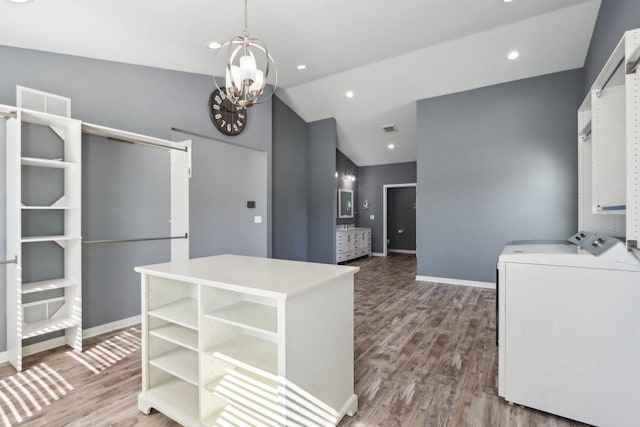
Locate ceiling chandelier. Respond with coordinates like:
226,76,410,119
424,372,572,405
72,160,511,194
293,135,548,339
213,0,277,108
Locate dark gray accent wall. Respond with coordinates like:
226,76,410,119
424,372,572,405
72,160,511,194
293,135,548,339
356,162,417,253
584,0,640,90
336,149,358,226
308,119,337,264
417,69,584,283
0,45,272,351
272,96,309,261
387,187,416,251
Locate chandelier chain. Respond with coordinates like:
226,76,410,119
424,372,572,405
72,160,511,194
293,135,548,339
243,0,249,37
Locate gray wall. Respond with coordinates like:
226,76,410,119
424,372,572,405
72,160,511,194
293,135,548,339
584,0,640,90
173,130,268,259
0,45,272,351
272,96,309,261
387,187,416,251
308,119,337,264
416,69,584,283
356,162,417,254
336,149,358,226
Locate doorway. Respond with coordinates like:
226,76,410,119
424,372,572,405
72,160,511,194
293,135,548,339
383,183,417,256
172,130,268,258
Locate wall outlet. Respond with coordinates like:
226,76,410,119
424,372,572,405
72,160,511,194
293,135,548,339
254,216,262,224
370,214,375,220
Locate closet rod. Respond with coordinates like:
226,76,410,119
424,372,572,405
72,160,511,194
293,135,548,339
0,111,17,119
83,233,188,245
0,256,17,265
82,127,188,152
598,57,625,94
628,56,640,74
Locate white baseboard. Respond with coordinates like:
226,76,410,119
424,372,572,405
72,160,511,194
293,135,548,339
1,315,141,364
415,275,495,290
371,252,385,257
83,315,140,339
388,249,416,254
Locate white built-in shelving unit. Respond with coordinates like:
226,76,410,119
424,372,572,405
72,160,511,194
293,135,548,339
4,106,83,371
2,87,192,372
578,28,640,250
136,254,359,427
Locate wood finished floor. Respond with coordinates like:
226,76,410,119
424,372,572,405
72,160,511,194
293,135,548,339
0,254,586,427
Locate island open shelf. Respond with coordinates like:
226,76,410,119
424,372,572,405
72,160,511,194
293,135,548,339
136,254,359,427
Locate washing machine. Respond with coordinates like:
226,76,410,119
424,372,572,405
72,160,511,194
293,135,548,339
497,232,640,427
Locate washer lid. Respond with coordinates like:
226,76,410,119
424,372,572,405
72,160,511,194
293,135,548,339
499,243,640,271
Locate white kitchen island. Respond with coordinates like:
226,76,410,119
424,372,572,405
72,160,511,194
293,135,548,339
135,254,359,427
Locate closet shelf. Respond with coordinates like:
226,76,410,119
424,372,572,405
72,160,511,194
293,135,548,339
207,335,277,376
205,301,277,336
21,157,75,168
21,235,80,243
21,206,73,210
206,377,282,427
22,278,76,294
145,378,199,421
23,317,80,339
205,367,278,399
149,347,199,386
150,324,198,351
149,298,198,331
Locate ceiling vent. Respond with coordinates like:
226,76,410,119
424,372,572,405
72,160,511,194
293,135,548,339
382,124,398,133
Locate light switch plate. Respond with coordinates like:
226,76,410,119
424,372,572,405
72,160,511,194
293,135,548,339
370,214,375,220
254,216,262,224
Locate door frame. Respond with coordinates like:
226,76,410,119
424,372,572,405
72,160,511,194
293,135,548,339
382,183,417,257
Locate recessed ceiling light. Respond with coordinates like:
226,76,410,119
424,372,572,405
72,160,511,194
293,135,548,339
296,64,307,70
7,0,34,3
388,143,395,150
345,91,354,98
504,0,513,2
507,50,520,60
207,41,222,49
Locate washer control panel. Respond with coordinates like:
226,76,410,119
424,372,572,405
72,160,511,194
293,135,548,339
568,231,620,256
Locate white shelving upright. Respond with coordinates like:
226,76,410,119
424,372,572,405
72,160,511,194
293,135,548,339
578,28,640,249
5,108,83,371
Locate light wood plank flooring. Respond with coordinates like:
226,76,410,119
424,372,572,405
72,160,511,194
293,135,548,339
0,254,586,426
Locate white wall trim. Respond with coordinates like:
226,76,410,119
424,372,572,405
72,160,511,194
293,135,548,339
388,249,416,254
415,275,495,289
83,315,141,339
0,315,141,364
371,252,386,257
23,337,67,357
383,183,417,257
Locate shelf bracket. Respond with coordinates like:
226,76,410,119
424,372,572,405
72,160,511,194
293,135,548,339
0,256,18,265
49,125,67,141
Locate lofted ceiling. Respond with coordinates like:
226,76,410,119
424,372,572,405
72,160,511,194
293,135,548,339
0,0,601,165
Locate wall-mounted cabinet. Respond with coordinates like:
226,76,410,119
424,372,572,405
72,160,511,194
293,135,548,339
578,28,640,247
136,254,359,427
4,107,83,371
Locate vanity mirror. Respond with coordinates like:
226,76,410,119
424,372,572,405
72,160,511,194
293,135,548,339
338,189,354,218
